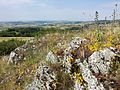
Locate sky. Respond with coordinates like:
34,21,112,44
0,0,120,21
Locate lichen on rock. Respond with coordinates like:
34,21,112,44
25,64,57,90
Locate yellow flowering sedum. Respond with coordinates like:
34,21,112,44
74,72,84,85
67,57,75,64
104,31,114,47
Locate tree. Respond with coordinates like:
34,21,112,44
95,11,99,25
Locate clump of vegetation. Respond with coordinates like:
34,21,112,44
0,27,41,37
46,62,74,90
0,39,25,56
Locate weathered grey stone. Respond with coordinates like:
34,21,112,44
9,52,16,63
25,64,57,90
69,37,87,49
88,48,117,74
74,82,85,90
63,37,88,73
77,60,105,90
8,38,42,64
8,47,25,64
46,51,58,63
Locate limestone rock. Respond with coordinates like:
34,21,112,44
88,48,117,74
46,51,58,63
8,45,28,64
69,37,87,49
25,64,57,90
78,61,105,90
74,82,85,90
8,38,42,64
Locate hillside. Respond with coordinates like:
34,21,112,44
0,23,120,90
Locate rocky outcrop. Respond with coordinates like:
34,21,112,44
88,48,117,74
46,51,58,63
9,45,27,64
25,64,57,90
25,37,120,90
78,61,105,90
8,38,46,64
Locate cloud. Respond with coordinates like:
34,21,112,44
0,0,34,5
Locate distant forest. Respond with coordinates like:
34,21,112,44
0,20,117,37
0,27,66,37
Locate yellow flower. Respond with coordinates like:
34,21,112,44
67,57,75,63
74,72,84,85
88,42,100,52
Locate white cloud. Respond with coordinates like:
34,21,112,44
0,0,34,5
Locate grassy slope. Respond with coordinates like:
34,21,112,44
0,25,120,90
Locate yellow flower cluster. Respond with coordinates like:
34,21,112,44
52,47,60,53
104,31,114,47
88,42,101,51
74,72,84,85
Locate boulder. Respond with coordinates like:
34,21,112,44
88,48,117,74
46,51,58,63
69,37,87,49
8,39,41,64
8,45,27,64
25,64,57,90
78,61,105,90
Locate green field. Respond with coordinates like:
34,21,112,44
0,37,34,42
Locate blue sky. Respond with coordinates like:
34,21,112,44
0,0,119,21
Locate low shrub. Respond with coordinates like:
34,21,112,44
0,39,25,56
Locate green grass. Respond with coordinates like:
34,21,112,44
0,37,34,42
